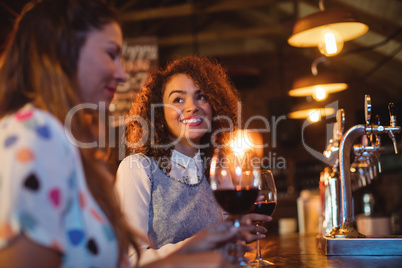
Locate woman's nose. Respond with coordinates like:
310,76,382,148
185,98,199,113
115,61,128,83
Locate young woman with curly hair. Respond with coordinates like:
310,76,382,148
116,55,270,265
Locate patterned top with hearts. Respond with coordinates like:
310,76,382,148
0,104,129,268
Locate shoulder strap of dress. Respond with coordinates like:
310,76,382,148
134,153,155,182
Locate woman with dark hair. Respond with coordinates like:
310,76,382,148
116,55,270,265
0,1,246,267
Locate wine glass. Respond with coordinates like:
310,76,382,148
210,145,261,266
248,170,277,267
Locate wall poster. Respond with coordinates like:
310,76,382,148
107,36,158,167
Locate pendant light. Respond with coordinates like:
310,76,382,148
289,73,347,101
287,103,335,123
288,1,369,57
288,57,348,101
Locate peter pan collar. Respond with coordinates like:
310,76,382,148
170,149,203,185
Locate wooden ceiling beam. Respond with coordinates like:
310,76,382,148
120,0,283,22
339,42,402,71
118,0,141,13
158,25,286,46
121,3,192,21
331,43,402,98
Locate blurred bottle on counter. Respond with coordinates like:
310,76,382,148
362,193,375,216
391,212,402,235
297,189,320,235
355,189,392,236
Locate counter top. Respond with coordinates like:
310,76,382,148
245,233,402,267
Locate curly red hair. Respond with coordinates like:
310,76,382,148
125,55,241,176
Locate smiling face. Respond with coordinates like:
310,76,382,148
77,22,126,106
163,73,213,151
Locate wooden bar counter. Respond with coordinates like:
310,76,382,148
245,233,402,267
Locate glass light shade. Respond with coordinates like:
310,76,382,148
289,73,348,101
287,107,335,122
288,9,368,55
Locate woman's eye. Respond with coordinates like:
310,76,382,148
107,51,116,60
173,97,183,103
198,94,207,101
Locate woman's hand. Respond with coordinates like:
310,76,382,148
172,221,254,265
176,221,241,254
225,208,272,243
238,213,271,243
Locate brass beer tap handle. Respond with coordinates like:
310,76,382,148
364,94,371,127
387,102,399,154
388,102,396,127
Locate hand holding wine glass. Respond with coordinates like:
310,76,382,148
210,144,261,266
249,170,277,267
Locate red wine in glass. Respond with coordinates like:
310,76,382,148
252,201,277,215
251,201,277,225
214,188,259,215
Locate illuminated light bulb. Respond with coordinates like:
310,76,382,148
324,31,337,54
318,28,344,57
235,166,242,176
229,130,252,157
309,110,321,122
313,86,327,101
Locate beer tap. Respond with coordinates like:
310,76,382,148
387,103,399,154
329,95,401,238
374,115,382,174
321,109,344,235
350,115,383,190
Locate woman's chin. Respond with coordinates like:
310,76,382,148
176,136,202,146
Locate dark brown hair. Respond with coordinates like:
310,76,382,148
0,0,140,264
126,55,241,177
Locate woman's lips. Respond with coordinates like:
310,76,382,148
180,117,203,127
106,87,116,97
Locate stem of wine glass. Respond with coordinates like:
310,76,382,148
255,224,262,260
250,222,273,267
233,216,247,266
